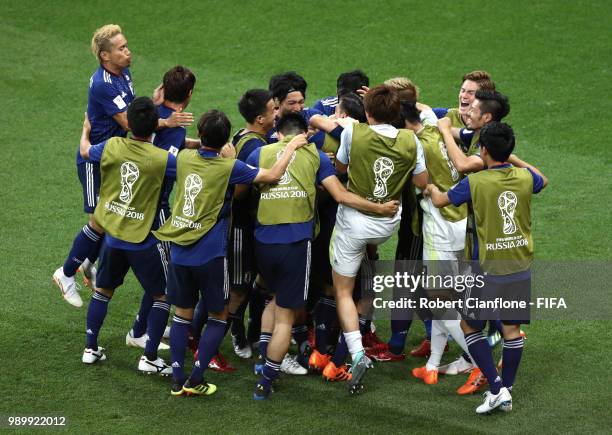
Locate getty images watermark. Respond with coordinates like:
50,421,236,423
357,260,612,321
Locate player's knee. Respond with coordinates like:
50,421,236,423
209,310,228,321
501,323,521,339
88,215,104,234
152,294,167,302
97,287,114,298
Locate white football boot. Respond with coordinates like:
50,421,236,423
53,267,83,308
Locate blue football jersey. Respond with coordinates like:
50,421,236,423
312,95,338,116
78,66,135,164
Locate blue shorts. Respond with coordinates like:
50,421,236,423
463,275,531,330
167,257,229,312
96,241,168,296
228,225,256,292
256,239,311,309
77,162,101,214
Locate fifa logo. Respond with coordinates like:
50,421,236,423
373,157,394,198
119,161,140,203
498,191,518,235
183,173,203,217
276,149,297,185
438,140,459,181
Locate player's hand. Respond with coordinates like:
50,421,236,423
220,143,236,159
437,117,451,132
307,126,318,138
152,84,164,105
166,109,194,128
326,152,336,165
83,112,91,133
287,133,308,150
379,200,400,217
356,85,370,97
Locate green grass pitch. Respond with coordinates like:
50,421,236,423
1,0,611,433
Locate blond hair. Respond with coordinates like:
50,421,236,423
91,24,123,61
384,77,420,103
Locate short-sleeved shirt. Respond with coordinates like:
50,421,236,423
170,150,260,266
246,148,336,244
153,104,187,209
447,163,544,261
87,140,177,251
336,122,427,175
312,95,338,116
78,66,135,165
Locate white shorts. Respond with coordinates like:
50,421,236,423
329,204,400,277
422,246,467,290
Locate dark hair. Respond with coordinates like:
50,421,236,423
162,65,196,104
363,85,400,124
479,122,515,161
462,70,496,91
475,90,510,122
127,97,158,137
339,93,366,122
269,72,307,102
276,112,307,136
400,101,421,125
337,69,369,97
238,89,273,123
197,110,231,149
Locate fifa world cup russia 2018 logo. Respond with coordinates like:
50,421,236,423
373,157,394,198
183,173,203,217
276,149,297,185
498,191,518,235
119,161,140,203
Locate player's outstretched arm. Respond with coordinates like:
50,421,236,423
158,108,194,129
322,175,399,217
508,154,549,188
309,114,340,134
79,113,92,159
253,134,308,184
438,117,484,173
424,184,451,208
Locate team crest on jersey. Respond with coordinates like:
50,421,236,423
119,162,140,203
183,174,203,217
498,191,518,234
373,157,394,198
276,149,297,185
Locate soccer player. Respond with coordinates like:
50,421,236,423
312,69,370,116
125,65,197,350
78,97,177,375
266,72,321,144
248,113,400,400
228,89,277,359
425,121,547,413
153,109,307,396
330,85,428,393
52,24,191,307
433,70,496,149
398,101,474,384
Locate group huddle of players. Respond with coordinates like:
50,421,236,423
52,24,548,414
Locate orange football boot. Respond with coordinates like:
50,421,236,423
412,366,438,384
322,361,352,382
309,349,331,372
456,368,488,395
